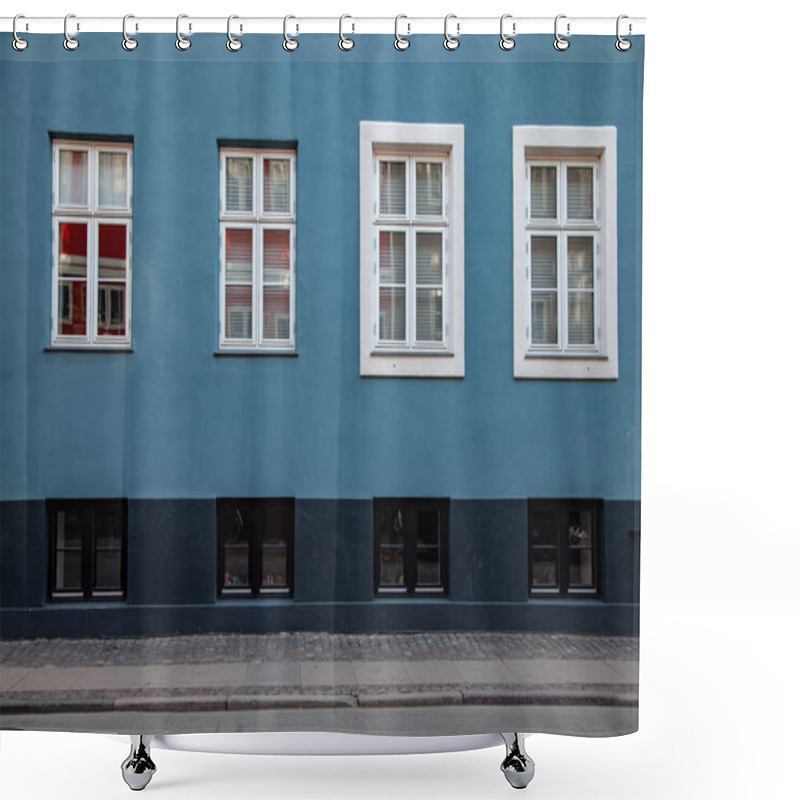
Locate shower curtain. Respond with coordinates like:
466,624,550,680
0,25,643,742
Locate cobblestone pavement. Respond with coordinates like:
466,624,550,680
0,631,637,668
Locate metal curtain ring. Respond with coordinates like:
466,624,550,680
499,14,515,50
283,15,299,51
339,14,354,50
554,14,570,51
616,14,632,51
394,15,410,50
227,15,242,51
63,14,79,51
443,14,460,51
12,14,28,51
122,14,138,51
176,14,191,50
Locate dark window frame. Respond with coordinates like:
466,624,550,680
528,499,602,597
216,498,295,599
47,498,128,602
373,498,449,597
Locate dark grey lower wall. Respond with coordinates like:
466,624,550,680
0,499,640,638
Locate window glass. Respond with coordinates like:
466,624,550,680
567,167,593,219
263,158,291,214
59,150,88,206
530,165,557,219
98,152,128,208
226,157,253,213
416,162,443,216
379,161,406,216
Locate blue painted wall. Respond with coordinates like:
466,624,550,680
1,34,643,505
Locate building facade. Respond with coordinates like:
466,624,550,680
0,34,642,638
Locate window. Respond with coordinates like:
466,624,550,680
47,499,127,600
513,127,618,379
219,149,296,351
217,498,294,597
528,500,601,595
360,122,464,377
51,140,132,347
374,499,449,596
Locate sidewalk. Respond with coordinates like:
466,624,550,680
1,632,638,731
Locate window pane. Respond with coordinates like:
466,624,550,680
379,161,406,215
262,544,288,588
58,280,87,337
263,229,291,284
378,506,405,587
263,287,291,340
379,289,406,341
98,224,127,279
567,167,593,219
416,232,442,284
226,157,253,213
263,159,291,215
530,510,558,546
95,550,122,590
416,289,443,342
223,506,250,588
567,237,594,289
416,162,443,216
55,510,83,592
530,236,557,289
225,286,253,339
531,292,558,345
568,508,594,548
59,223,88,278
59,150,88,206
569,550,594,587
417,509,441,547
225,228,253,282
531,549,558,589
568,294,594,345
530,166,557,219
98,152,128,208
98,284,126,337
417,547,441,586
379,231,406,284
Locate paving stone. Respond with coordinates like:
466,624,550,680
245,662,301,687
0,667,30,692
299,662,357,688
352,661,412,687
502,659,627,684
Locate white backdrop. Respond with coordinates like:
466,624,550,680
2,2,799,798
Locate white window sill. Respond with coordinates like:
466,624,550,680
214,349,298,357
361,351,464,378
514,353,618,380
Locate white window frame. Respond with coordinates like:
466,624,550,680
360,122,464,378
219,148,296,352
51,140,133,348
513,126,618,379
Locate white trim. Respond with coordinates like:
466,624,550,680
513,126,618,380
360,121,464,378
51,141,133,348
219,148,296,352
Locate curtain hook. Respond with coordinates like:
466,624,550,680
443,14,460,51
339,14,355,50
499,14,516,50
176,14,191,50
122,14,138,51
554,14,570,51
616,14,632,51
394,15,410,51
283,15,299,51
63,13,79,51
12,14,28,51
227,15,243,51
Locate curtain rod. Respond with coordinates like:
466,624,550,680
1,16,645,37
